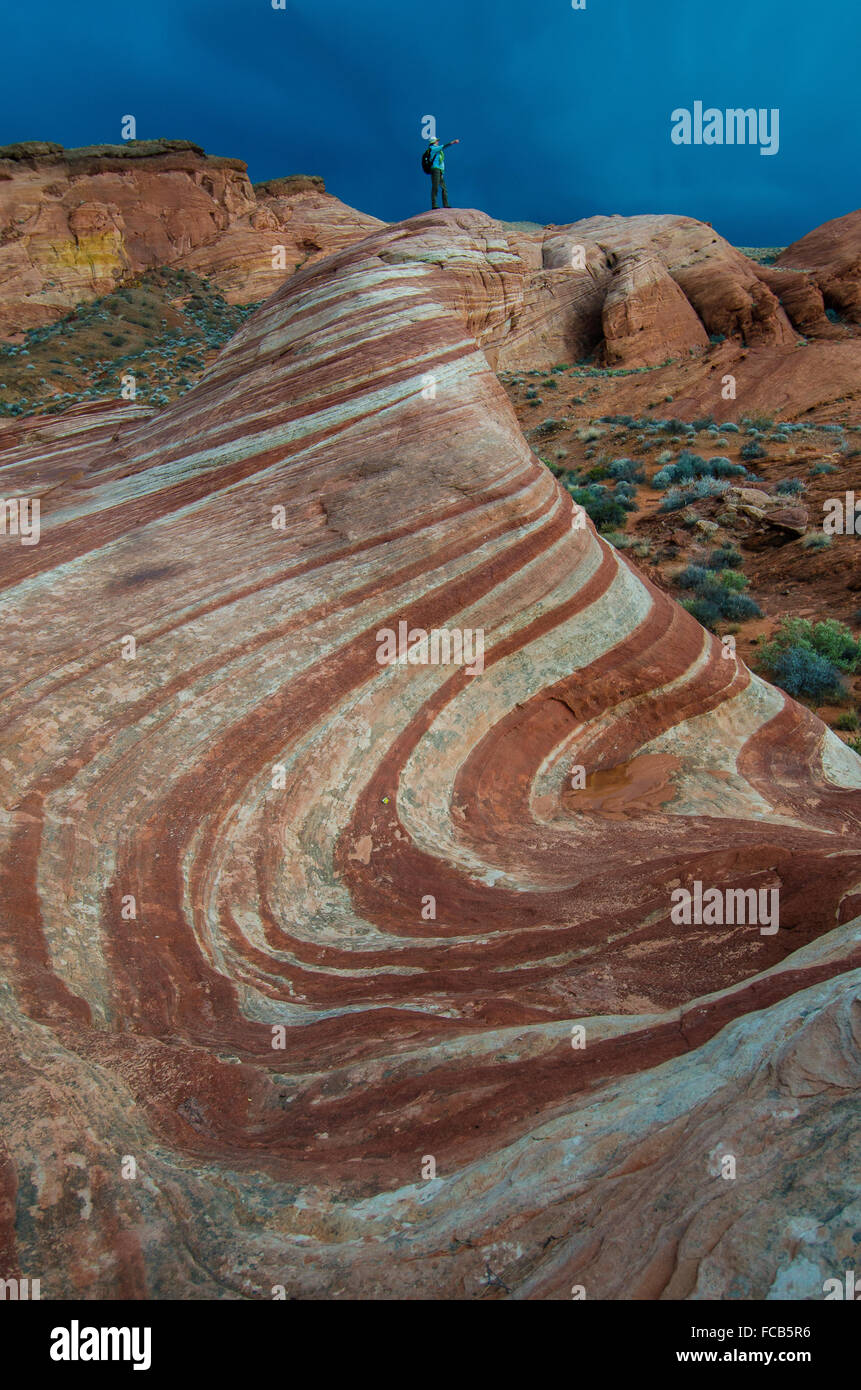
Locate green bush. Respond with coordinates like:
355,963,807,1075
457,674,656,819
652,451,745,489
705,545,743,570
565,482,630,531
719,569,749,592
675,564,760,629
758,618,861,701
659,478,731,511
607,457,645,483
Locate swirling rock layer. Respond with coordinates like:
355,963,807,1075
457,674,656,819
1,209,859,1299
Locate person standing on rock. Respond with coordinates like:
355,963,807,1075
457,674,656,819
424,136,460,209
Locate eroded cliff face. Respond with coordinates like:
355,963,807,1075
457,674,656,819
0,209,859,1299
0,141,383,337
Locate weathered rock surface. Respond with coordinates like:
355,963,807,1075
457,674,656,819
539,214,805,358
0,141,382,336
601,251,710,366
723,487,809,546
463,211,840,371
779,209,861,324
0,209,859,1300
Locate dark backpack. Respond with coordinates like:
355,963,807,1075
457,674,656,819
421,145,435,174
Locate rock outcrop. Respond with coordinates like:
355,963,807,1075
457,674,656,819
0,141,382,337
436,211,839,372
722,486,810,546
779,209,861,324
1,209,859,1300
601,250,710,366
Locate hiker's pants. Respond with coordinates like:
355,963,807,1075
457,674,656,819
431,167,449,208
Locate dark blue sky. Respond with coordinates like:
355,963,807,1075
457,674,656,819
3,0,858,245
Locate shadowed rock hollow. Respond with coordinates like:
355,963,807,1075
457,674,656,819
1,208,859,1300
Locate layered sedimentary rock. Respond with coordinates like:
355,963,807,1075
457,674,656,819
0,142,381,336
600,250,710,366
173,178,385,305
1,209,859,1300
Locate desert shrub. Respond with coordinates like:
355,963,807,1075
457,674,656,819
835,710,860,731
605,533,651,557
709,456,747,478
659,488,688,512
676,565,710,590
681,593,760,629
583,462,610,481
740,441,767,461
618,483,640,512
717,591,762,621
652,452,744,489
758,618,861,700
689,478,728,500
607,457,645,483
759,647,845,701
682,597,722,628
674,564,760,628
775,478,804,495
801,619,861,670
721,422,741,433
565,482,630,531
802,533,832,550
658,478,731,511
705,545,743,570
